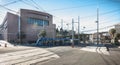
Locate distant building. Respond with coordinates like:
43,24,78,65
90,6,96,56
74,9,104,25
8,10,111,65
0,9,56,43
92,32,110,43
68,30,76,36
115,24,120,33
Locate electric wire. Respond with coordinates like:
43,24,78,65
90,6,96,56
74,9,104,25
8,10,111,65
30,0,46,12
2,0,22,6
0,4,18,13
0,0,120,33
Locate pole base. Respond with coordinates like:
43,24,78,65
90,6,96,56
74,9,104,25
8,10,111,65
71,43,74,48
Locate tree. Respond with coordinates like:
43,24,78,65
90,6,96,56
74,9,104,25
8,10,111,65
114,33,120,45
63,30,69,38
109,28,116,44
56,28,62,38
109,28,116,39
56,28,59,33
60,28,63,35
38,30,46,37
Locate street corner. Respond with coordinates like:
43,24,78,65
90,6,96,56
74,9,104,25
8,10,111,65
0,40,14,48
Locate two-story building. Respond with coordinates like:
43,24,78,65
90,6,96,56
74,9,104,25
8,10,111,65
0,9,56,43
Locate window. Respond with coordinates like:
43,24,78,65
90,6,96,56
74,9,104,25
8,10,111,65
27,18,49,26
44,20,49,26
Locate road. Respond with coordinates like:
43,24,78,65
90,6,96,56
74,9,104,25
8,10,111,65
36,46,120,65
0,45,120,65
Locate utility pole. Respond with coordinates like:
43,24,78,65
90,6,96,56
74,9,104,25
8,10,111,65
61,19,63,38
96,0,99,45
18,11,21,44
78,16,80,44
83,27,86,44
97,8,99,45
72,18,74,48
61,19,63,29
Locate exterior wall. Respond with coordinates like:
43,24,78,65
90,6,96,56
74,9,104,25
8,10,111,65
0,12,18,42
115,24,120,33
20,9,55,42
92,32,110,43
7,12,19,42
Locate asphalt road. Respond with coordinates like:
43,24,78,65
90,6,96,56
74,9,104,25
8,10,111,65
0,45,120,65
35,46,120,65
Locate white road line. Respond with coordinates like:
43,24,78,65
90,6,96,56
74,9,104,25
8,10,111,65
0,53,55,65
16,55,59,65
0,48,60,65
0,48,40,57
0,50,48,62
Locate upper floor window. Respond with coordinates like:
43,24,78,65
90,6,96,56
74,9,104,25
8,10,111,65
27,18,49,26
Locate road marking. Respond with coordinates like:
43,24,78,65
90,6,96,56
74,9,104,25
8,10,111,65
0,48,60,65
0,48,42,58
15,54,59,65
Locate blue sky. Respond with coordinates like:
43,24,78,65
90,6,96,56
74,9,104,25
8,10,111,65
0,0,120,33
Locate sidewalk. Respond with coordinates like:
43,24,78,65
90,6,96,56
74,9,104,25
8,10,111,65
0,40,14,47
80,46,110,55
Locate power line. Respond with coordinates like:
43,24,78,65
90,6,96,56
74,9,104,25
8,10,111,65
2,0,21,6
30,0,46,12
48,4,97,12
47,1,107,12
83,22,119,32
1,0,119,32
100,9,120,16
29,0,69,25
15,0,120,27
84,18,120,28
0,13,4,16
80,8,120,19
20,0,40,10
23,0,70,27
0,4,18,13
26,0,109,26
100,12,119,21
100,18,120,24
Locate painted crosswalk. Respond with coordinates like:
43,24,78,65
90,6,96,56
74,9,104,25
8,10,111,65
0,47,60,65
